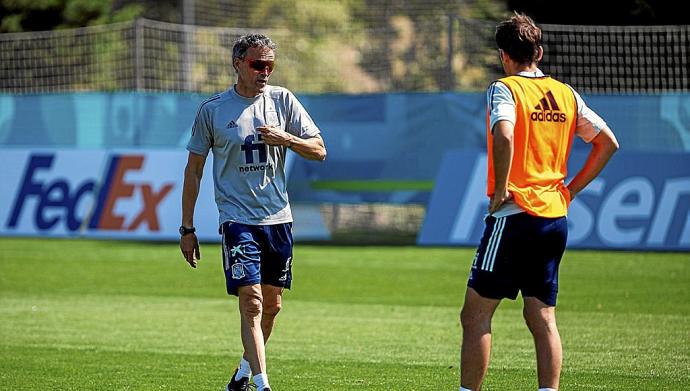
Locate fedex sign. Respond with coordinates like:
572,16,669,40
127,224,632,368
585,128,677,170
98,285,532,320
419,151,690,251
2,150,178,238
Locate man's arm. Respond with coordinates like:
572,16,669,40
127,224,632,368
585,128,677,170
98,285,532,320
287,133,326,161
489,120,514,214
180,152,206,268
257,126,327,161
567,126,619,198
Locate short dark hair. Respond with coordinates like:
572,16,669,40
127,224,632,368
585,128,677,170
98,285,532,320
495,13,542,65
232,34,277,62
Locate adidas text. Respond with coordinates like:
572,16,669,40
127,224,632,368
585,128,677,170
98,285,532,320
530,111,567,122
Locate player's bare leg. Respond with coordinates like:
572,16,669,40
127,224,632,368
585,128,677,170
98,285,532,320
460,287,501,390
238,284,267,376
523,297,562,390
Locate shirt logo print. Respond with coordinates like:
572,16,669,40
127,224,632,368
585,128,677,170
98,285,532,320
530,90,566,123
231,245,243,257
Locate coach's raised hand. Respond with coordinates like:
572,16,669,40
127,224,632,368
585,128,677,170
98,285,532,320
257,125,292,146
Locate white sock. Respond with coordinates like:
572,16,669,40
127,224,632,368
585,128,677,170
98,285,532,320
235,358,251,380
253,373,269,390
460,387,473,391
538,388,557,391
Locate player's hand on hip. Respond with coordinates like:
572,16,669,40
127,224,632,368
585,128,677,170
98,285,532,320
257,126,292,146
489,190,512,214
180,233,201,268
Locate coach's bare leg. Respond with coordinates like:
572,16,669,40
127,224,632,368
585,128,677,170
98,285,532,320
460,287,501,390
240,285,283,370
238,284,266,375
260,284,283,341
523,297,561,390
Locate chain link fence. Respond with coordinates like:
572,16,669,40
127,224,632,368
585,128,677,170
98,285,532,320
2,17,688,94
539,24,690,94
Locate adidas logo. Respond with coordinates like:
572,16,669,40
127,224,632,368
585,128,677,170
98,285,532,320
226,120,238,128
530,90,566,122
534,90,560,111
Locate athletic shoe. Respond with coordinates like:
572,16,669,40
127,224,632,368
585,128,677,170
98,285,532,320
225,368,251,391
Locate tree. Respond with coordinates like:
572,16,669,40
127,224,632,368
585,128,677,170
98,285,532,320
0,0,144,33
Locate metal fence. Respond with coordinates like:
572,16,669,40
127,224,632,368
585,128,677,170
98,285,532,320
1,17,688,94
539,24,690,94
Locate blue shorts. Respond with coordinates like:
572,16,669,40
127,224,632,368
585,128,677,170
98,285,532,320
467,212,567,306
220,222,293,296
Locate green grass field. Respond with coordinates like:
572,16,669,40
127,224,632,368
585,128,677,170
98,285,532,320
0,238,688,390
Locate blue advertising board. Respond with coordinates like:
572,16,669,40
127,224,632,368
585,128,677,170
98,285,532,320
2,92,690,249
419,150,690,251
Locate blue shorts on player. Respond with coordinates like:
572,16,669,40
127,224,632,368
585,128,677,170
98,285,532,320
468,212,567,306
220,222,293,296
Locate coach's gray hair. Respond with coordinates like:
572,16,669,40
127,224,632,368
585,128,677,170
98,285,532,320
232,34,277,71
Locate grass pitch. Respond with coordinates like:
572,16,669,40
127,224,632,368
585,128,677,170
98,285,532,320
0,238,688,390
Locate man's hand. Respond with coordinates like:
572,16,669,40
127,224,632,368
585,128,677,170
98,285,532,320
257,126,292,147
180,233,201,268
489,189,512,214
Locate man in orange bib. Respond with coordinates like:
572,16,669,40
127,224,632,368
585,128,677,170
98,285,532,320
458,13,619,391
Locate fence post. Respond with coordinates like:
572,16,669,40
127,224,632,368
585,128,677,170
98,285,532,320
182,0,195,92
135,18,144,91
447,13,455,91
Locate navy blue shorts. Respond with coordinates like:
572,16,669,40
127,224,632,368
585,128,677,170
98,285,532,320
467,212,567,306
220,221,293,296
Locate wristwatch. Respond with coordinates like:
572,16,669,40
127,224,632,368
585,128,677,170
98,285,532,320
179,226,196,235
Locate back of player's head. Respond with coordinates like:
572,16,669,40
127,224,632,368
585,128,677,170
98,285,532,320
495,12,542,65
232,34,278,70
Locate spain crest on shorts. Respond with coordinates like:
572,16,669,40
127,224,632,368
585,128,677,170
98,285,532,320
231,262,245,280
